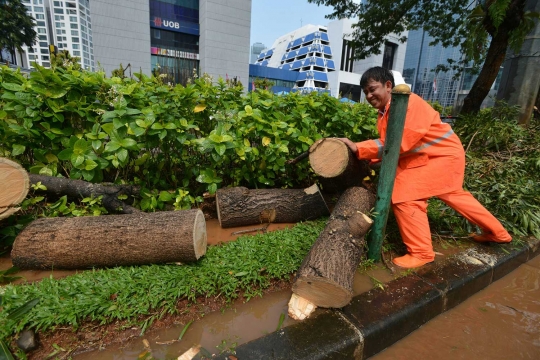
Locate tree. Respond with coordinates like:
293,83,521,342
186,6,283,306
0,0,37,66
308,0,539,114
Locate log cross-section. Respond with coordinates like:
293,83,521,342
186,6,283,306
11,209,207,270
309,138,370,193
215,184,329,228
0,157,29,220
292,187,375,308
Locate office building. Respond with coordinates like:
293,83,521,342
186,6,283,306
251,19,407,100
250,42,265,64
11,0,251,86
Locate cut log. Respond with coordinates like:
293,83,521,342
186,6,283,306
309,138,370,193
216,184,329,228
11,209,207,270
28,174,141,214
0,158,30,220
292,187,375,308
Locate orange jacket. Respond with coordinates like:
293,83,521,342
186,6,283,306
355,93,465,204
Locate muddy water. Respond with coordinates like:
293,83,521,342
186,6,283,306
372,255,540,360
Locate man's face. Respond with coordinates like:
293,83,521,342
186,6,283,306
363,79,392,111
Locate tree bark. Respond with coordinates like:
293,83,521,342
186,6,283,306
11,209,207,269
28,174,141,214
216,184,329,228
461,0,527,114
0,158,29,220
309,138,370,193
292,187,375,308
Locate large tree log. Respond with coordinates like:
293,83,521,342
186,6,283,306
216,184,329,228
309,138,370,193
0,158,29,220
28,174,141,214
11,209,207,269
292,187,375,308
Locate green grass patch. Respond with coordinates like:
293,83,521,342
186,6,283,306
0,219,326,339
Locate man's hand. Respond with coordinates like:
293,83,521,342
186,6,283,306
336,138,357,154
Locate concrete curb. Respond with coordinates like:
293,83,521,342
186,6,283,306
209,238,539,360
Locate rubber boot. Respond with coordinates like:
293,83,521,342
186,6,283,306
392,254,433,269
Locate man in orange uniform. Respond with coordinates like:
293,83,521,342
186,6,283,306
339,67,511,269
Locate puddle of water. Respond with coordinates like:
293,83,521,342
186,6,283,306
75,290,296,359
372,255,540,360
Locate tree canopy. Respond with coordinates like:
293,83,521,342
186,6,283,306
308,0,539,114
0,0,37,65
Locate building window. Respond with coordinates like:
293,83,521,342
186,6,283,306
70,16,77,22
68,9,76,14
154,29,161,39
73,51,81,56
34,6,44,12
71,23,78,29
37,21,45,26
35,13,44,19
340,40,355,72
39,41,47,47
72,44,79,49
71,30,79,36
53,1,62,6
38,28,46,33
40,48,48,54
382,42,397,70
72,37,79,43
38,35,47,40
54,8,64,14
42,55,49,60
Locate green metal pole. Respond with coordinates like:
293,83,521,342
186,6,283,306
367,84,411,261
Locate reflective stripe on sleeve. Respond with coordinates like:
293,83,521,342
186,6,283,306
401,129,454,156
374,139,383,159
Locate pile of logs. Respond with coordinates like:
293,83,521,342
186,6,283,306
4,139,374,313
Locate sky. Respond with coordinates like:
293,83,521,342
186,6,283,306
250,0,334,49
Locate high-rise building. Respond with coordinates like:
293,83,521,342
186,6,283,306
250,42,265,64
402,29,462,109
12,0,251,86
251,19,407,100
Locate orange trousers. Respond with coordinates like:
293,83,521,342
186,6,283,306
392,189,512,261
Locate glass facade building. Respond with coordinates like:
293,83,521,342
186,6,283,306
149,0,200,85
402,29,462,108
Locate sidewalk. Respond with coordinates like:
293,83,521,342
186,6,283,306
210,237,539,360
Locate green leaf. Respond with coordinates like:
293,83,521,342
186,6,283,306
215,144,226,156
84,159,98,171
159,191,173,202
57,149,73,161
73,139,88,153
117,148,128,163
245,105,253,115
11,144,26,156
0,339,15,360
7,298,40,321
2,82,23,92
0,110,7,119
105,141,121,152
119,138,137,149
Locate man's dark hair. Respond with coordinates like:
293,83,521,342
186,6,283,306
360,67,395,89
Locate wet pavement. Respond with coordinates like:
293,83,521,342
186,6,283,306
372,255,540,360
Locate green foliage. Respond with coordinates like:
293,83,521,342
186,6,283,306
50,50,82,71
0,64,377,246
0,0,37,63
444,104,540,238
0,220,325,339
252,77,275,90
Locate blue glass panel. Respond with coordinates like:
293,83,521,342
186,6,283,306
292,38,303,47
304,33,315,43
266,49,274,56
321,33,329,41
286,51,296,60
297,47,308,56
291,61,302,70
313,71,328,82
262,60,269,66
281,64,291,71
326,60,335,70
324,46,332,55
297,72,308,81
315,57,325,67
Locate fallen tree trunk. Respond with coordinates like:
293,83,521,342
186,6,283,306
11,209,207,269
0,158,29,220
216,184,329,228
28,174,141,214
309,138,370,193
292,187,375,308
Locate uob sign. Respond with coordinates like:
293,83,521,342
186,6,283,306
153,17,180,30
